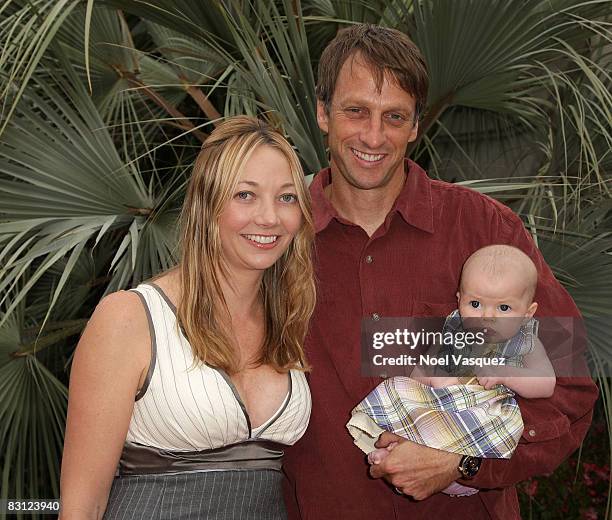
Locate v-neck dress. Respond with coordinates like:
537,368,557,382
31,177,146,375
103,283,311,520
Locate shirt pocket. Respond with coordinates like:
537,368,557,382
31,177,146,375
519,400,571,443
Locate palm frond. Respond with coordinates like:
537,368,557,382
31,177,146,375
0,51,177,325
0,0,81,135
214,0,327,172
0,302,67,503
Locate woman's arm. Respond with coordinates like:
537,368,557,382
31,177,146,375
59,291,150,519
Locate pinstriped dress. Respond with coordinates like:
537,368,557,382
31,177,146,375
103,283,311,520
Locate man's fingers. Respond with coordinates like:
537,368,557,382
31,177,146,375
370,469,432,502
368,453,399,480
375,431,404,449
368,447,390,464
412,491,430,501
369,458,386,479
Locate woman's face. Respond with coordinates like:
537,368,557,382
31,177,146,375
218,145,303,276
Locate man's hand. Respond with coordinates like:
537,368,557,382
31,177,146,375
369,432,462,500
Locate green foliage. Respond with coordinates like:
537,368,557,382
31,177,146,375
0,0,610,516
0,307,68,506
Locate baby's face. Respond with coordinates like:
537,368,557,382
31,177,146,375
457,271,537,342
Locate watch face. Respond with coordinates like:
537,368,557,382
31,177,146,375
467,458,480,475
461,456,481,478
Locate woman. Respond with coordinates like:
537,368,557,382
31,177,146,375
60,116,316,519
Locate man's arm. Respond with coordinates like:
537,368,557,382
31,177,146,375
463,207,598,486
462,376,596,489
369,205,598,496
463,209,598,487
370,372,596,494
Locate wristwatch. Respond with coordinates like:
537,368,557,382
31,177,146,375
458,455,482,479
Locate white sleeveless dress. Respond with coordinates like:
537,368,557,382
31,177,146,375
103,283,311,520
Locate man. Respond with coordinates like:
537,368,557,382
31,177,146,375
282,24,598,519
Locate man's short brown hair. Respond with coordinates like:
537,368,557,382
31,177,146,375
316,24,429,121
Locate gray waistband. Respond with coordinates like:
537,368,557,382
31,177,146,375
118,440,286,476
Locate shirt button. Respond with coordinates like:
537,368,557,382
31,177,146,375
528,429,536,437
365,255,373,264
372,313,380,321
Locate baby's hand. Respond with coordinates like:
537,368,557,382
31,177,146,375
477,376,505,390
367,442,398,464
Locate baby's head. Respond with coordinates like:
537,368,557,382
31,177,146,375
457,245,538,342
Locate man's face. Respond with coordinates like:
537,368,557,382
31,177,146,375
317,54,419,191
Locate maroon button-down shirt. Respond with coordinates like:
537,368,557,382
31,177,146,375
283,160,598,520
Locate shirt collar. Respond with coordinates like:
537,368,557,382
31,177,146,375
309,159,434,234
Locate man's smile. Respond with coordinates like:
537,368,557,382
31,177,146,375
351,147,386,164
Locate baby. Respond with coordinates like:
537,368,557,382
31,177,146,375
347,244,556,496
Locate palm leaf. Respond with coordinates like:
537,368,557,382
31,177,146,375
212,0,327,172
0,50,178,325
0,0,81,135
0,304,67,504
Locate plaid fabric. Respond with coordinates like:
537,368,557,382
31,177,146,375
442,310,538,371
347,377,523,459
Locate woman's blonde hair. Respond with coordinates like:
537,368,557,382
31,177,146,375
178,116,315,373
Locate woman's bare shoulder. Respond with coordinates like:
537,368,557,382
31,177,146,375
96,288,144,308
78,290,151,364
91,289,147,326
